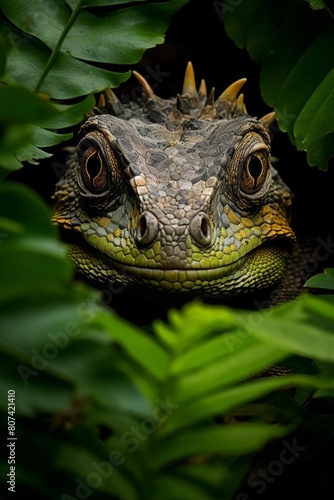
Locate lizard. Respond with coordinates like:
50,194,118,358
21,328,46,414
52,62,310,308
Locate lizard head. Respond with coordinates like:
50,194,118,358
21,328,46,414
52,62,295,301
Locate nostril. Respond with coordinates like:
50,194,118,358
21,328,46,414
135,211,159,247
138,215,147,238
189,212,212,247
201,216,210,239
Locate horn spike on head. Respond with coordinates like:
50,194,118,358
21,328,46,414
176,94,185,113
97,93,106,109
182,61,197,96
205,87,215,106
132,70,155,98
259,111,276,129
104,87,120,103
235,93,245,113
217,78,247,103
198,79,207,98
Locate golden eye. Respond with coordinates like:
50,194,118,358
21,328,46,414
81,146,109,193
240,151,268,194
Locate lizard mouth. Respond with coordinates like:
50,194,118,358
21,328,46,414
60,226,292,296
110,243,290,294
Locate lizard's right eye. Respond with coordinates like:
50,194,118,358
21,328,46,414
81,146,109,194
77,133,116,199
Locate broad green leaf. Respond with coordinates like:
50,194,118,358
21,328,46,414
0,74,66,171
49,340,152,416
178,461,247,500
0,182,56,235
1,299,150,418
57,443,138,499
259,5,324,106
104,429,152,485
0,0,188,166
0,87,60,171
162,374,333,435
275,36,334,141
173,341,288,403
171,331,254,375
38,93,95,129
294,68,334,142
0,184,151,417
0,240,70,301
303,294,334,321
97,311,170,381
0,126,33,172
243,296,334,361
155,301,238,351
224,0,334,168
0,295,93,356
1,0,188,96
2,0,189,65
306,0,326,8
15,142,53,165
301,132,334,170
294,68,334,147
244,0,293,65
2,31,129,99
0,93,93,170
10,425,107,498
151,473,217,500
305,268,334,290
223,0,258,50
67,0,147,6
0,34,7,76
0,86,58,123
29,127,72,147
154,423,291,467
0,351,73,417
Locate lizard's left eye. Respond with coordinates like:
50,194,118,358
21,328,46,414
240,150,268,195
81,146,109,194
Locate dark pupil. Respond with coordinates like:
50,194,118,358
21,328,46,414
248,155,263,189
87,152,102,181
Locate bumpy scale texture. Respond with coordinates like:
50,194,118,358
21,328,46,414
52,63,296,301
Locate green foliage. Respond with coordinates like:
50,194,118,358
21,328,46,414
223,0,334,170
0,0,188,169
0,85,63,175
1,182,334,498
305,267,334,290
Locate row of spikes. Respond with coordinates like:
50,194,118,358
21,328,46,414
175,61,248,118
97,61,275,128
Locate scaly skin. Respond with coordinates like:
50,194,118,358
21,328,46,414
52,64,295,301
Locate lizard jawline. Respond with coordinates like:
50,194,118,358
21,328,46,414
66,231,291,295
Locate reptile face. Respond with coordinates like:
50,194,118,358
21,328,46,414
52,63,295,300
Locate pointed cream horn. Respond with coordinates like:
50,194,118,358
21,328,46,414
104,87,120,103
205,87,215,106
198,79,207,98
235,93,244,112
132,71,155,98
97,93,106,109
182,61,197,96
259,111,276,129
217,78,247,102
